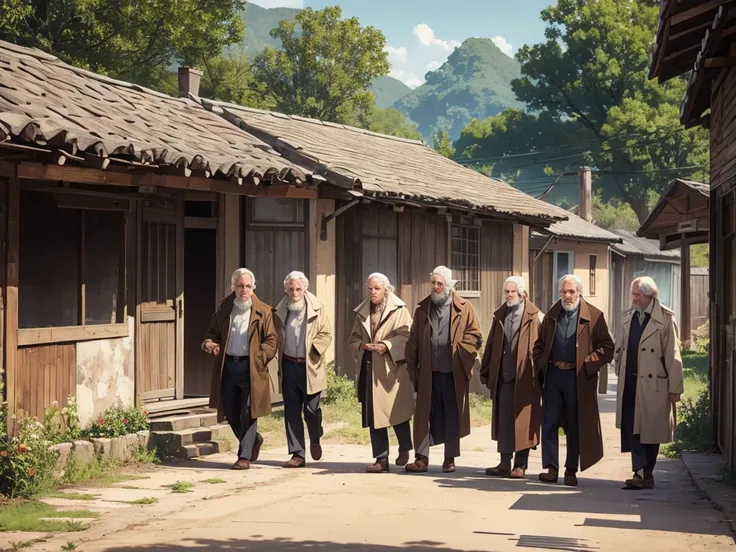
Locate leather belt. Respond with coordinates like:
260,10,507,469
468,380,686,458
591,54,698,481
552,361,576,371
283,354,306,364
226,354,249,363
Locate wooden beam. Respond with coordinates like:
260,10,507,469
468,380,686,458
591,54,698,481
184,216,218,230
704,56,736,68
5,178,19,428
672,0,729,26
17,323,129,346
681,241,692,349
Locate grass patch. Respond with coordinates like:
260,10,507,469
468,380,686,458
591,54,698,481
60,455,150,488
9,541,33,550
0,500,97,533
470,393,492,427
42,491,98,501
62,542,77,551
165,481,193,493
122,497,158,505
202,478,226,484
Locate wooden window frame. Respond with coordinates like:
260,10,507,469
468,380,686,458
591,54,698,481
552,250,575,291
589,254,598,296
17,191,129,346
450,223,481,295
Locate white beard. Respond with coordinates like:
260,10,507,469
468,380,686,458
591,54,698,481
506,297,522,308
431,290,451,307
234,298,252,311
287,299,306,312
562,299,580,312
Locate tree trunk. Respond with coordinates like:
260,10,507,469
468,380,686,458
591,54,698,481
629,196,649,225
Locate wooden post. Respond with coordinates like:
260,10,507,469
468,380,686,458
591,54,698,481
5,178,19,428
681,239,692,350
579,167,592,222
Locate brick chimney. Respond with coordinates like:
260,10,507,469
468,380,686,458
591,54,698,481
177,67,203,98
579,167,592,222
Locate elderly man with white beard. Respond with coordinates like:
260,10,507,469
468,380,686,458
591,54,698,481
533,274,614,486
405,266,483,473
274,271,333,468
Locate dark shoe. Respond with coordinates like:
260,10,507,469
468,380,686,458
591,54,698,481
509,466,526,479
282,455,306,468
538,469,559,484
310,442,322,461
643,475,655,489
564,471,578,487
485,462,511,477
231,458,250,470
366,458,389,473
442,457,456,473
405,455,429,473
625,473,644,490
395,450,410,466
250,433,264,463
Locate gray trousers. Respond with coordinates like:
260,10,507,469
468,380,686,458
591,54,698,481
496,380,530,468
541,365,579,473
222,357,258,460
370,420,412,459
283,358,323,458
417,372,461,459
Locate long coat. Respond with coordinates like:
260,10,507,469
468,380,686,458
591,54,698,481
614,299,683,444
347,292,415,429
274,291,333,395
202,292,279,422
406,292,483,450
533,298,614,471
480,300,542,451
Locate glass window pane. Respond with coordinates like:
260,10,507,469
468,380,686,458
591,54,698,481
85,211,124,324
250,198,304,223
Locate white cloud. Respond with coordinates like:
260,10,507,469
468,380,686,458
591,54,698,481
384,46,409,64
491,36,514,57
389,70,424,89
412,24,460,51
247,0,304,8
426,60,442,71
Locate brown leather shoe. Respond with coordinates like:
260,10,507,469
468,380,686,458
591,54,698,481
564,471,578,487
282,455,306,468
231,458,250,470
405,455,429,473
395,450,410,466
485,462,511,477
442,457,456,473
310,442,322,461
643,475,655,489
538,468,559,484
366,458,389,473
625,473,644,490
509,466,526,479
250,433,264,463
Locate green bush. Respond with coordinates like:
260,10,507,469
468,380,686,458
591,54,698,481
322,362,357,406
82,402,149,439
669,387,714,456
693,321,710,354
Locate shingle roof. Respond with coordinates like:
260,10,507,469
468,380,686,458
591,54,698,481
200,100,566,225
611,229,681,261
638,178,709,240
536,207,622,243
0,40,307,185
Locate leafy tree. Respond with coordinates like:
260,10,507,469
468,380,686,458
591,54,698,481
691,244,709,269
364,108,422,140
0,0,245,88
199,53,272,109
251,6,390,125
592,193,640,231
433,129,455,158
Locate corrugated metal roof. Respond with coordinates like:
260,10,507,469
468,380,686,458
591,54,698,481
611,229,681,261
531,206,622,243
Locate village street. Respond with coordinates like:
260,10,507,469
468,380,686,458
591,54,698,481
9,376,733,552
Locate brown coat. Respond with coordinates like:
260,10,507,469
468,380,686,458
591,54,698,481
202,292,279,422
406,292,483,450
480,300,542,451
533,298,614,471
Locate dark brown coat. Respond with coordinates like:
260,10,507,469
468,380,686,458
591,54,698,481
480,300,542,451
532,298,614,471
405,293,483,451
202,292,279,422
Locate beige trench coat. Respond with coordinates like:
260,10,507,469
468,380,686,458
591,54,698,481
614,299,684,444
347,293,415,429
274,291,333,395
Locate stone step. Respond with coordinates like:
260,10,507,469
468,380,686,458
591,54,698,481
178,439,231,459
149,412,218,431
151,423,232,450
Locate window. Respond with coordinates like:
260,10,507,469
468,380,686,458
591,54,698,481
589,255,597,296
451,225,480,292
18,191,127,331
249,197,305,224
553,251,575,291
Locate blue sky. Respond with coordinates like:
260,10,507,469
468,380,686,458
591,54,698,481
248,0,553,88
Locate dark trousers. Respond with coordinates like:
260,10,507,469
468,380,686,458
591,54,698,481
621,391,660,473
541,365,579,473
496,380,530,468
501,449,530,469
282,358,323,458
418,372,461,459
370,420,413,459
222,357,258,460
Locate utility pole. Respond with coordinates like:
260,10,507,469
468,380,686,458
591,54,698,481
579,167,592,222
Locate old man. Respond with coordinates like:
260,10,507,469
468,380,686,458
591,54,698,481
202,268,278,470
348,273,414,473
480,276,542,479
615,277,683,489
533,274,613,486
274,271,333,468
405,266,483,473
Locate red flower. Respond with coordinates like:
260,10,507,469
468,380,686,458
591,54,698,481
28,467,35,477
143,410,149,416
0,450,7,457
18,444,27,453
98,418,105,425
122,418,129,424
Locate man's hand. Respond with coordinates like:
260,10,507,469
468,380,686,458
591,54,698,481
204,341,220,356
670,393,681,403
373,343,388,355
362,343,375,352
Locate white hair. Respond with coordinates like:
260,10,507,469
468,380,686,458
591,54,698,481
632,276,659,299
430,265,457,291
231,268,256,289
558,274,583,295
504,276,527,297
366,272,395,294
283,270,309,291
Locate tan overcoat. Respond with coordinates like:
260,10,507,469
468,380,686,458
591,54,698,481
614,299,684,444
347,292,415,429
533,298,614,471
274,291,333,395
480,300,542,451
406,292,483,451
202,292,279,422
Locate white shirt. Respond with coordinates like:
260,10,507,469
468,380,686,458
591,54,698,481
226,301,252,356
284,308,307,358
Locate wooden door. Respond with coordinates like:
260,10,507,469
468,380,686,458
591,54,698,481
137,199,184,402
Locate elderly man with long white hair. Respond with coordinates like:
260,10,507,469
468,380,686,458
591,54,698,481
533,274,613,486
480,276,542,479
348,273,415,473
405,266,483,473
614,276,683,490
274,270,333,468
202,268,279,470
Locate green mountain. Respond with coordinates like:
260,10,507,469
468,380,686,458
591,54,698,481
233,1,299,55
393,38,523,142
370,76,412,108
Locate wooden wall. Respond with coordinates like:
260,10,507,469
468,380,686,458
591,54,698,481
13,344,75,420
691,270,709,330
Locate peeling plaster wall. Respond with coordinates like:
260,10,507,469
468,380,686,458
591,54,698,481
76,317,135,427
